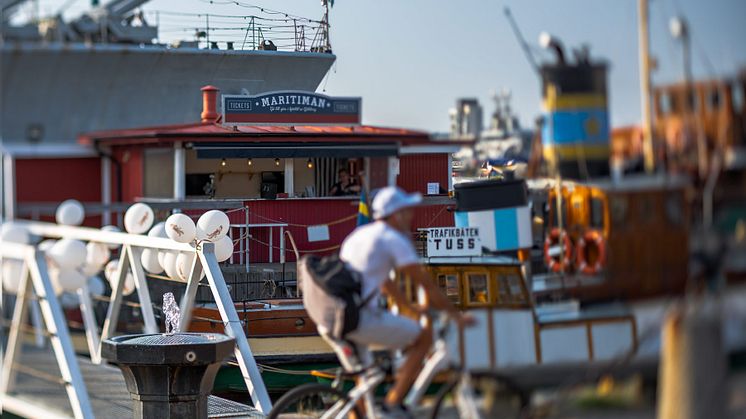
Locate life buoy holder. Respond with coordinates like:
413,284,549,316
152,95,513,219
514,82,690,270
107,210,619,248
576,229,606,275
544,228,572,273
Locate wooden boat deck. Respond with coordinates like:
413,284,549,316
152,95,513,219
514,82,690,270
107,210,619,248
2,344,263,419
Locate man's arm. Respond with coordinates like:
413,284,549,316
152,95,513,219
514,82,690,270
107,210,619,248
399,264,460,317
380,279,418,315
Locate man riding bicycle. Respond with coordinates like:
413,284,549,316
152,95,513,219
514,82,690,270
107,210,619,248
339,186,472,417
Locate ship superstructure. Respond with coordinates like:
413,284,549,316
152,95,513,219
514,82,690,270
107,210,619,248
1,0,336,219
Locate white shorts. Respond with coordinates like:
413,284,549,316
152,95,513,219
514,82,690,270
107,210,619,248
346,309,421,350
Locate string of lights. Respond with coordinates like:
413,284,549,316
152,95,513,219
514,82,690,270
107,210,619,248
196,0,324,24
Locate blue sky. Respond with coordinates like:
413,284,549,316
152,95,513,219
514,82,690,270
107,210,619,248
26,0,746,132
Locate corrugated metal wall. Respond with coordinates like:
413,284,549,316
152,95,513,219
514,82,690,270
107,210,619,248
15,157,102,225
238,198,359,262
397,154,449,194
113,147,144,202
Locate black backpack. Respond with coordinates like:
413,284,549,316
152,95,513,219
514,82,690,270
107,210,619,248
299,254,376,338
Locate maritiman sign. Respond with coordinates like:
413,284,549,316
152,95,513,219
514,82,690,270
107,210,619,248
222,91,362,125
426,227,482,257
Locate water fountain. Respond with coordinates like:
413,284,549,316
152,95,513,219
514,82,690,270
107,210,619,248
102,293,235,418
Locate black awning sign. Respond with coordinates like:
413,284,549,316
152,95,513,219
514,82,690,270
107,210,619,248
222,91,362,125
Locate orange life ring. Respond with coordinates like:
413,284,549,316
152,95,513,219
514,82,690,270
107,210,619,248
576,229,606,275
544,228,572,273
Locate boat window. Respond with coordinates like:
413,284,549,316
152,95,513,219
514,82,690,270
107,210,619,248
708,88,721,111
437,274,461,304
497,273,526,304
397,273,417,303
733,83,745,113
686,90,698,112
609,196,628,227
589,197,605,229
548,198,568,229
669,92,682,114
666,194,684,225
659,92,672,115
466,273,490,305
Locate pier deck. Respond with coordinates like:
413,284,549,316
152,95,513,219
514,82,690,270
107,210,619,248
2,345,263,419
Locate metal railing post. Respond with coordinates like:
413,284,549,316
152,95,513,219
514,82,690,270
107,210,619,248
199,243,272,413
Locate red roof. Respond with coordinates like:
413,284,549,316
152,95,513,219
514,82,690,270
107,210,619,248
78,121,443,147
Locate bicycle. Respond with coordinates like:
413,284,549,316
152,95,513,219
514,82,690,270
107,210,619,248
267,312,512,419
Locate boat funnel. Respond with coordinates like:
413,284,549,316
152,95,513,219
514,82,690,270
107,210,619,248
201,85,220,124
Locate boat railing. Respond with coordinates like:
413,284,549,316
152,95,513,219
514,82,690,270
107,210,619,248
16,201,301,274
0,220,274,414
147,10,331,52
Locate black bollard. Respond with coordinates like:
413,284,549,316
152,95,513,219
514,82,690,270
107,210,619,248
102,333,235,419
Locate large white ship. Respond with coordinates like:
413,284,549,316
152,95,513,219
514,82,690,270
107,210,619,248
0,0,335,217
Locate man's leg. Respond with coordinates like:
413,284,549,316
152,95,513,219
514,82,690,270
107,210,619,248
384,325,433,406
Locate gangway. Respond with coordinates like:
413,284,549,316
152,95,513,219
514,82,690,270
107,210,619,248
0,221,272,418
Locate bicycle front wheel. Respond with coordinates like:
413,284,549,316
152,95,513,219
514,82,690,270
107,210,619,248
267,383,363,419
428,372,528,419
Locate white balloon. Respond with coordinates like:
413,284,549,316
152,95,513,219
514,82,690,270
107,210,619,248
55,199,85,226
101,225,122,249
157,251,167,269
82,262,102,277
38,239,57,253
86,242,111,267
141,248,163,274
124,203,154,234
88,276,105,297
162,251,179,280
214,235,234,262
197,210,230,241
1,260,25,294
104,259,135,296
49,239,87,270
175,252,195,281
1,223,30,244
50,268,87,295
148,222,167,238
165,213,196,243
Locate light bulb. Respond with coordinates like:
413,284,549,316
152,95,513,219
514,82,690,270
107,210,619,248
307,159,313,169
275,158,280,166
221,158,227,167
247,158,252,166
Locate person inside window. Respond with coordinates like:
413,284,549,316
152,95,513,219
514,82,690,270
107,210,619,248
329,168,361,196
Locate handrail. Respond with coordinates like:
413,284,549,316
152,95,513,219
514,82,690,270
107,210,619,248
15,220,193,252
284,229,300,260
0,221,273,413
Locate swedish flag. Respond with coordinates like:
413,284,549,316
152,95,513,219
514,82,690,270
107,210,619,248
357,188,370,226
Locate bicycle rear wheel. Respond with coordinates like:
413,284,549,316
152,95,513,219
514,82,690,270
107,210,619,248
267,383,363,419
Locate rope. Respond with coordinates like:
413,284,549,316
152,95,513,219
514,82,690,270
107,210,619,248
196,0,326,24
247,212,357,228
248,236,340,254
424,205,450,228
226,360,339,376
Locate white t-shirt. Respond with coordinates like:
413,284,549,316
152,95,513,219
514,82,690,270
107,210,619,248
339,221,419,309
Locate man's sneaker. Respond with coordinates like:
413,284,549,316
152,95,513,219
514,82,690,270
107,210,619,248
381,403,413,419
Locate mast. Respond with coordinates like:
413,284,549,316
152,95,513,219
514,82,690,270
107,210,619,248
638,0,656,173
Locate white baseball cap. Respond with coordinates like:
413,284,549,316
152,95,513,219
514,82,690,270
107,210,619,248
371,186,423,219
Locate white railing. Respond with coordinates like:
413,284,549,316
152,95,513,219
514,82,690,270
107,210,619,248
1,220,273,416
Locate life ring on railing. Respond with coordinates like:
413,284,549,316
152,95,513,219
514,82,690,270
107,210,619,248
544,228,572,273
576,229,606,275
